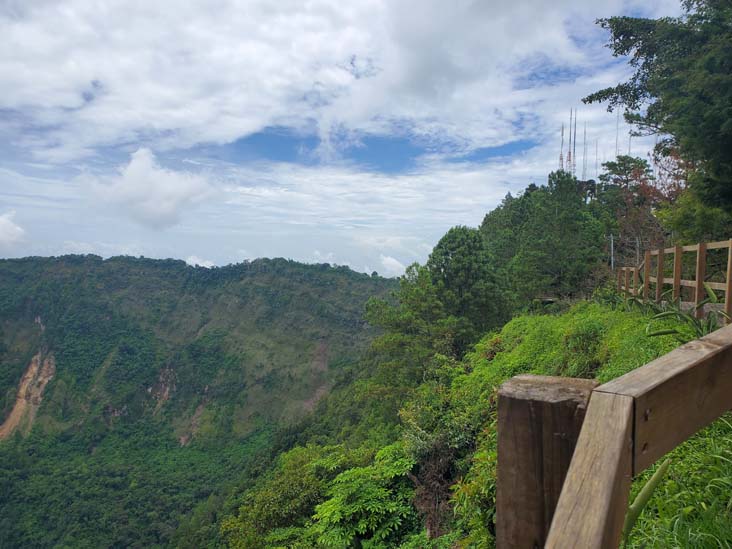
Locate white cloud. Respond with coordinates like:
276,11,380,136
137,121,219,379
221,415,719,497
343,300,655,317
186,255,215,268
380,254,406,277
88,148,212,229
0,1,683,268
0,211,24,248
0,0,681,161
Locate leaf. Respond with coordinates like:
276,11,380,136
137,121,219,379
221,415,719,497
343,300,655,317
646,329,680,338
623,458,671,542
704,283,720,304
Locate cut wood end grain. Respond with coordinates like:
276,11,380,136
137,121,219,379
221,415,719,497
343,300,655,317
499,374,598,404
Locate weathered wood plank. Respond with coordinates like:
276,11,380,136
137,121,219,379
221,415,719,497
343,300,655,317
682,244,699,252
707,240,732,250
545,392,633,549
695,242,707,319
597,324,732,473
496,375,597,549
624,269,631,298
707,281,727,291
656,251,665,303
679,279,696,288
643,251,651,300
673,245,683,301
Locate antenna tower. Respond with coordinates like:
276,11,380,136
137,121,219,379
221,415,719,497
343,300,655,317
559,123,565,170
573,109,578,175
567,110,573,174
582,122,588,180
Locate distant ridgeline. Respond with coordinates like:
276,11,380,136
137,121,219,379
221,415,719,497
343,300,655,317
0,255,394,547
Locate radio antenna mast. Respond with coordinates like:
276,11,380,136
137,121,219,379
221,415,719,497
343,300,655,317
559,123,565,170
582,122,588,180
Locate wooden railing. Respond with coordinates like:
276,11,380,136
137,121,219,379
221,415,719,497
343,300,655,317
496,324,732,548
616,238,732,321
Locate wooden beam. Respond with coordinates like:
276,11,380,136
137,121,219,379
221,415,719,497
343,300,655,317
624,269,631,299
707,240,732,250
545,392,633,549
656,250,664,303
682,244,699,252
617,267,622,294
673,245,683,302
496,375,597,549
643,251,651,300
597,324,732,473
726,240,732,325
695,242,707,319
632,268,639,297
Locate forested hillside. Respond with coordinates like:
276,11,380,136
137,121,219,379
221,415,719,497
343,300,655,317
0,256,394,547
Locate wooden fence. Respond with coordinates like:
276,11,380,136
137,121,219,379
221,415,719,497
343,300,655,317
496,311,732,547
616,238,732,321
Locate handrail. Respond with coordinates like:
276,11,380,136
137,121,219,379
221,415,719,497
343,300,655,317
544,323,732,547
617,238,732,322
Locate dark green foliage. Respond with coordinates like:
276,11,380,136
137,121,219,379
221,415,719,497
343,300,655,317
585,1,732,209
481,171,605,303
656,188,732,243
0,255,394,548
427,226,509,351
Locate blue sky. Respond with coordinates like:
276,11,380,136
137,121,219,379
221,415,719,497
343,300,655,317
0,0,681,275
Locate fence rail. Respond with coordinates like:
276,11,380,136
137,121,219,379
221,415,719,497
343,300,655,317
496,321,732,548
616,238,732,322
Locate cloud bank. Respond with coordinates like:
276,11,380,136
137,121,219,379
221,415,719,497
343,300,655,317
0,0,682,273
88,148,212,229
0,211,24,249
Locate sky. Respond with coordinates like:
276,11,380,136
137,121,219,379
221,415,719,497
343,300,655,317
0,0,682,276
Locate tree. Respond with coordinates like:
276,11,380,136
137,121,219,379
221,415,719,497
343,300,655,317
656,189,732,243
584,1,732,209
481,172,605,302
595,156,666,258
426,226,508,347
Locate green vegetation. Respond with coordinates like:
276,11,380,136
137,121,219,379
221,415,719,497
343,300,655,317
585,0,732,210
0,256,394,547
3,2,732,546
218,300,732,547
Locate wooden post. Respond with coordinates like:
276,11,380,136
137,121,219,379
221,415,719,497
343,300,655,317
624,269,630,298
726,240,732,324
632,267,639,298
496,375,597,549
617,268,622,293
656,250,664,303
673,245,683,302
695,242,707,319
545,392,634,548
643,250,651,301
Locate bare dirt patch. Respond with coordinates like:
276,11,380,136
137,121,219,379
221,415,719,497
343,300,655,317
0,351,56,440
179,398,207,446
303,340,330,412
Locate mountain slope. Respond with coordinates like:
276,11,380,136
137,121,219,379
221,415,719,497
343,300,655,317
0,255,394,547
